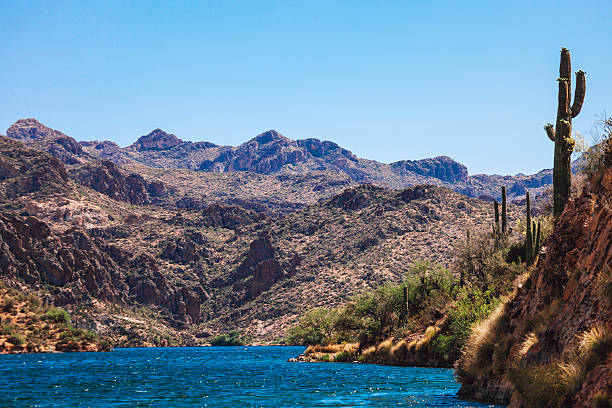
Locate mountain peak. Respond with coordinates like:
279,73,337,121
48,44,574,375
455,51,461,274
251,130,290,145
7,118,67,141
132,128,183,151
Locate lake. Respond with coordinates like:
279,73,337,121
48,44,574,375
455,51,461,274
0,346,500,407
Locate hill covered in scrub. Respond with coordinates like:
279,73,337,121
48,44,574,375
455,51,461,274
0,284,111,353
455,140,612,407
0,131,525,346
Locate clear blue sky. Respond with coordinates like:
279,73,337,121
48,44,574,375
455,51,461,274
1,1,610,175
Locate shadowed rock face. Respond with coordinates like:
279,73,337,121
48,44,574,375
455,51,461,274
0,212,205,326
69,160,157,205
131,129,183,151
0,136,70,200
233,232,287,300
391,156,468,183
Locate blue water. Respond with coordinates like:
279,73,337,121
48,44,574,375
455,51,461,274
0,347,501,407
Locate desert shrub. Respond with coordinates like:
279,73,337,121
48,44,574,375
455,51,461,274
287,308,338,345
456,301,509,383
431,334,454,361
505,241,525,264
98,339,113,351
449,288,500,348
333,351,353,362
43,308,71,327
337,262,457,344
579,116,612,178
508,362,581,408
26,293,42,308
26,341,40,353
2,298,16,312
6,334,25,346
320,353,330,362
211,331,244,346
0,325,13,335
404,262,458,315
579,325,612,371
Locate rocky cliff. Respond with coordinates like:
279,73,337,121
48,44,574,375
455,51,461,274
456,165,612,407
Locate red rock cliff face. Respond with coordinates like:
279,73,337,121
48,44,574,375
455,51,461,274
0,213,205,326
457,167,612,407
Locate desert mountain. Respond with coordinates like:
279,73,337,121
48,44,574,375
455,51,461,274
7,119,555,210
0,133,523,344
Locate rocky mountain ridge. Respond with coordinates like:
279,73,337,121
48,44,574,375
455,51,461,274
6,119,556,206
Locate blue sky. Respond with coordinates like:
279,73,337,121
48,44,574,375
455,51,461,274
1,1,610,175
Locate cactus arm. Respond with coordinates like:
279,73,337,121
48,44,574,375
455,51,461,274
545,123,556,141
571,70,586,118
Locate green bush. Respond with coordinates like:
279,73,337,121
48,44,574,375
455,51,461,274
449,288,500,347
579,116,612,178
333,351,353,362
287,308,339,345
43,308,72,327
211,331,245,346
431,334,455,362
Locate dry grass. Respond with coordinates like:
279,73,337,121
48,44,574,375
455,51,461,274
517,332,538,358
579,325,612,370
456,301,509,382
507,325,612,408
304,342,358,362
415,326,439,352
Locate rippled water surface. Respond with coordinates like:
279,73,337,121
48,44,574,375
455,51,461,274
0,346,501,407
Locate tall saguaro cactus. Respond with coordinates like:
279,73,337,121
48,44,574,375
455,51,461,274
526,192,533,264
501,186,507,234
544,48,586,217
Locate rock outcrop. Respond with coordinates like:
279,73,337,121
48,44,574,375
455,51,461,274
234,232,287,300
130,129,183,151
391,156,468,183
69,160,165,205
7,119,87,165
0,136,70,200
457,166,612,407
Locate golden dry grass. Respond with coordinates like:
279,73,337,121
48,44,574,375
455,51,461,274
456,301,509,381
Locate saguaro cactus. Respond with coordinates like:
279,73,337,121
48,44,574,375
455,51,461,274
501,186,507,234
534,221,541,259
544,48,586,217
494,201,500,231
526,192,533,264
401,286,407,323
